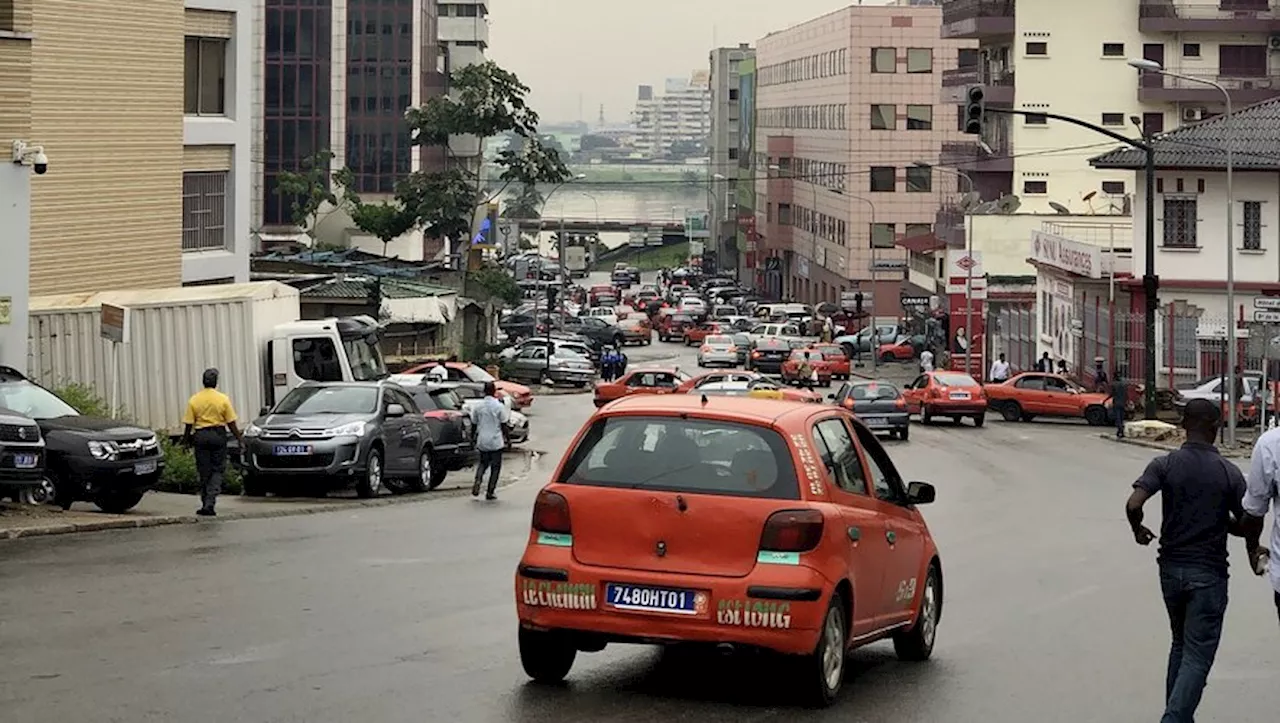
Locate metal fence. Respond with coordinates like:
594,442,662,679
987,302,1036,372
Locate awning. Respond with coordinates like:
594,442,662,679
896,233,947,254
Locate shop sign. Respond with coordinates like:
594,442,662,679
1030,230,1102,279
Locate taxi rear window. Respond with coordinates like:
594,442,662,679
934,373,978,387
558,416,799,500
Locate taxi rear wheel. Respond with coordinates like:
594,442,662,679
893,566,941,662
519,627,577,683
1000,401,1023,422
799,591,846,707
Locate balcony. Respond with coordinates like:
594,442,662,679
940,138,1013,173
941,67,1015,104
1139,1,1280,32
1137,68,1280,104
942,0,1015,39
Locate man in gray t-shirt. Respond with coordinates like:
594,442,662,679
469,381,510,500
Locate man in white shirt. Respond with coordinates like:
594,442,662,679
990,353,1011,383
428,364,449,382
920,348,934,373
469,381,511,500
1242,426,1280,622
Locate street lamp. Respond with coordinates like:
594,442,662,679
1129,57,1237,444
916,162,977,374
538,173,586,380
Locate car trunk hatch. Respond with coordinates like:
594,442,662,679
853,399,901,415
567,489,772,577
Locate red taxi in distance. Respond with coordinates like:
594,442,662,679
876,338,917,363
984,372,1114,425
901,371,987,426
514,395,943,706
588,285,616,306
781,349,833,387
402,361,533,409
675,370,823,403
657,313,696,343
683,322,725,346
592,367,692,407
813,344,852,381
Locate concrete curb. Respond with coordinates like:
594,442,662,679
0,449,538,541
1101,434,1252,459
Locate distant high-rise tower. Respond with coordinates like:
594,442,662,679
597,104,605,129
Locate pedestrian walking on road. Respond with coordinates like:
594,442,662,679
1112,366,1129,438
920,348,935,373
989,353,1011,383
1036,351,1052,373
181,368,242,517
797,352,815,390
1093,357,1110,393
470,381,510,501
1241,424,1280,625
1125,399,1249,723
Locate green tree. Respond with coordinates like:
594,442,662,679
274,151,340,238
332,168,418,252
501,184,543,220
467,264,521,306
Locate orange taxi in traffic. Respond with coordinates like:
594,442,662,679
402,360,534,409
781,349,833,386
683,322,725,346
984,372,1114,425
813,344,852,381
593,367,692,407
675,370,823,403
514,394,943,706
901,370,987,426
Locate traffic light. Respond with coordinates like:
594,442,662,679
855,292,864,316
963,85,985,135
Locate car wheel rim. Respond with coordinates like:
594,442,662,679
921,576,938,646
369,456,382,493
821,606,844,690
31,476,56,505
420,454,431,485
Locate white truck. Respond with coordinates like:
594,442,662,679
26,282,388,434
563,245,588,278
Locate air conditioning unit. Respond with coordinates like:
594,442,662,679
1183,106,1206,121
1269,34,1280,51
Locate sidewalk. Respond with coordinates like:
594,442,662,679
0,449,536,540
849,360,920,385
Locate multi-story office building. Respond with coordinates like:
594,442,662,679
709,44,755,271
438,1,489,171
255,0,447,258
630,72,712,160
940,0,1280,214
753,3,972,304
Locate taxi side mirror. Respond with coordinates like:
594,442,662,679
906,481,936,505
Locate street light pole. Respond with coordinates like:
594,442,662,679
1129,59,1235,440
916,163,975,372
536,174,586,380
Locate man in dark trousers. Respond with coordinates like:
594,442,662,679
1112,366,1129,438
1093,357,1109,393
1125,399,1249,723
1036,351,1052,373
181,369,243,516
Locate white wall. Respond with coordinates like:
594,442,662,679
1014,0,1142,215
184,0,253,284
970,213,1130,276
0,164,30,370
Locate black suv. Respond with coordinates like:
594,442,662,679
0,367,162,513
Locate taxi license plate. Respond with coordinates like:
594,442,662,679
134,460,157,475
862,417,887,426
14,454,38,469
949,392,971,400
606,583,701,615
273,444,313,456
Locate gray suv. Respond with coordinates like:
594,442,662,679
241,381,436,498
0,408,46,504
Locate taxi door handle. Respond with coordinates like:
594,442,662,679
886,529,897,545
847,526,860,542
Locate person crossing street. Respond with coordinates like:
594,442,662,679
181,368,243,517
470,381,510,501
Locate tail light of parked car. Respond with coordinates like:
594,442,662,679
532,490,572,534
895,399,907,410
752,351,762,359
700,345,711,353
759,509,824,553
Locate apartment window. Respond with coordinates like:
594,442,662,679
1142,112,1165,136
1101,181,1126,194
906,166,932,193
1243,201,1263,250
1025,113,1048,125
906,48,933,73
957,48,979,68
870,104,895,130
728,148,739,160
871,47,896,73
1101,113,1125,126
906,105,933,130
184,37,228,115
905,223,932,239
1162,198,1198,248
1023,180,1048,195
1220,44,1268,76
1102,43,1125,57
869,166,896,192
729,88,739,101
1183,43,1201,58
182,171,229,252
1025,42,1048,56
956,104,966,131
870,223,897,249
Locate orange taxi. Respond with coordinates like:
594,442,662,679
683,322,725,346
402,360,534,409
814,344,852,381
781,349,833,386
675,370,823,403
984,372,1114,425
593,367,692,407
876,338,917,363
514,394,943,705
901,371,987,426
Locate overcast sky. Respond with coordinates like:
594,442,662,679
488,1,880,125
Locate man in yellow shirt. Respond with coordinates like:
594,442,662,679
181,368,243,516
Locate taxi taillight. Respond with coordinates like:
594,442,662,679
895,399,907,410
700,344,711,353
532,490,572,534
759,509,824,553
752,351,762,359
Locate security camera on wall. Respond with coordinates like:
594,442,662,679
11,140,49,175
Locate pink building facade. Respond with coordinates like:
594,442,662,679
754,4,974,306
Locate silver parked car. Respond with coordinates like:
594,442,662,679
505,347,596,387
1173,372,1264,410
241,381,437,498
431,381,530,446
697,334,740,367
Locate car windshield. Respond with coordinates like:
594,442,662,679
558,416,799,499
933,373,979,387
848,383,900,401
274,385,378,414
460,365,495,383
706,335,734,345
0,379,80,419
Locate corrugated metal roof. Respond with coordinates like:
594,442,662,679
253,248,443,278
30,281,300,312
299,277,457,300
1090,97,1280,170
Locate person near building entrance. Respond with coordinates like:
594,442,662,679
989,353,1011,383
920,348,935,373
1112,366,1129,438
1057,359,1069,376
1093,357,1110,392
181,368,243,517
1036,351,1053,373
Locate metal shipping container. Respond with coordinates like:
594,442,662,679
27,282,301,433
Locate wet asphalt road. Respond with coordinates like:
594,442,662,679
4,281,1280,721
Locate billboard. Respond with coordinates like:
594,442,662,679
738,58,756,171
685,210,710,239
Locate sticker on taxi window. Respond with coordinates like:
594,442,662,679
717,599,792,629
536,532,572,547
790,433,824,496
520,580,597,610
